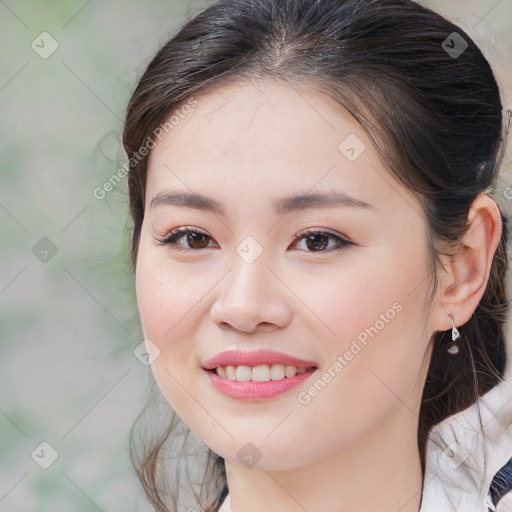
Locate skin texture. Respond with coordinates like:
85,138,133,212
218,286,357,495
134,78,502,512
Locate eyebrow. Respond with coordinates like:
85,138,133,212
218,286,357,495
150,190,374,216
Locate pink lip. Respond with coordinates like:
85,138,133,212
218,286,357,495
202,349,318,370
204,367,317,400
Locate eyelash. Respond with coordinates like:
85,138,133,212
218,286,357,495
154,226,353,253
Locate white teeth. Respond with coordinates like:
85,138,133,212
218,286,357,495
225,365,236,380
252,365,270,381
270,364,285,380
285,365,296,378
235,365,252,381
215,364,311,381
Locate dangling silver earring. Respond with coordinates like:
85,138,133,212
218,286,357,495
448,313,460,355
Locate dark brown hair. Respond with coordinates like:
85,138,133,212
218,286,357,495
123,1,509,510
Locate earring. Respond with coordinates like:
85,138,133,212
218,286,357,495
448,313,460,355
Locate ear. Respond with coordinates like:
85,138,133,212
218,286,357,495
431,193,503,333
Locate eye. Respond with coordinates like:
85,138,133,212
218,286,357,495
155,226,217,252
154,226,353,253
289,228,353,252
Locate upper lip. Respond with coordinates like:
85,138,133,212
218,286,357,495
202,349,318,370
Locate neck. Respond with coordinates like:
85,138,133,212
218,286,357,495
220,407,423,512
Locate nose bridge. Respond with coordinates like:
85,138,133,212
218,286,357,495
226,238,270,303
209,236,282,332
209,228,297,332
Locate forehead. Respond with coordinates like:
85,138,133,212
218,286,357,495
151,78,363,156
145,79,419,217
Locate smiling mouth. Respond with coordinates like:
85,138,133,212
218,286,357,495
207,364,317,382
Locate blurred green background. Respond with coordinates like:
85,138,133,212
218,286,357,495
0,1,511,511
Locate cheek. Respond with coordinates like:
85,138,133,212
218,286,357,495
303,248,430,404
135,252,209,342
291,249,407,345
134,255,211,420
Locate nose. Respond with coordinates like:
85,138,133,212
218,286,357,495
209,252,292,334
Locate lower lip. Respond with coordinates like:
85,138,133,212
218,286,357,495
203,368,317,400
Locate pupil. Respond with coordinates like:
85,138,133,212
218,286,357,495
189,233,206,248
307,234,327,251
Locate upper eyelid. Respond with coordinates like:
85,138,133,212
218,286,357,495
159,226,344,240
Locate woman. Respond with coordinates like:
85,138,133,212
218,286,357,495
123,0,512,510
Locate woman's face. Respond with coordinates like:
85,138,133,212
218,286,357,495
135,79,436,469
